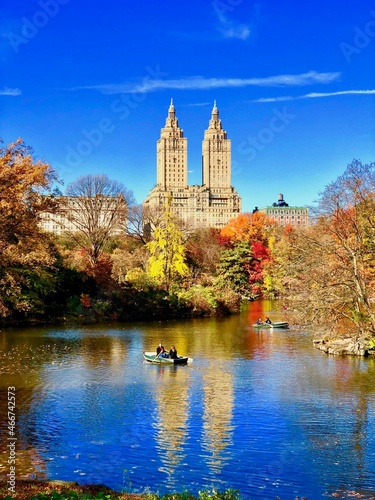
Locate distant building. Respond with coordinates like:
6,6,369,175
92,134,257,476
143,100,242,230
39,196,127,235
258,193,309,226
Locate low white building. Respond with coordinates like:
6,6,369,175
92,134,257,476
39,195,127,235
258,194,309,226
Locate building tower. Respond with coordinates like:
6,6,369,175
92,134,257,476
156,99,188,189
202,101,231,188
144,100,241,231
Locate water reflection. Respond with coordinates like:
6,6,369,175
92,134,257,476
202,364,234,473
153,367,190,485
1,303,375,499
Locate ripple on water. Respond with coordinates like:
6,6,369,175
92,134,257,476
2,312,375,499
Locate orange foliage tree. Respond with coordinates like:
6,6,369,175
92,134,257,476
220,211,275,246
0,139,61,317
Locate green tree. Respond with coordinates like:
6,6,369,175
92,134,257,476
216,240,253,296
146,198,188,291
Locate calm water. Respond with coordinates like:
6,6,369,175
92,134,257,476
1,300,375,499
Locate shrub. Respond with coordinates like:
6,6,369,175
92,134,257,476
177,285,218,316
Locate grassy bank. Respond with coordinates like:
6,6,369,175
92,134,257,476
0,480,242,500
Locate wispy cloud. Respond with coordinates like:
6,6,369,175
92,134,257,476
213,1,251,40
183,102,211,107
253,89,375,103
72,71,341,95
0,87,21,96
217,20,251,40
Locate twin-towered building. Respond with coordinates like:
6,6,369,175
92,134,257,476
143,100,242,229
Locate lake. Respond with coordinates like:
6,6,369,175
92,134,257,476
1,300,375,499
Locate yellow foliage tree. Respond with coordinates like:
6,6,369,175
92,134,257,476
146,197,188,291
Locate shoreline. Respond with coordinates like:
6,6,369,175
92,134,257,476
0,479,241,500
0,479,149,499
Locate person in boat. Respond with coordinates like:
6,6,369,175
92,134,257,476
256,318,263,325
169,345,178,359
156,342,167,357
265,317,272,324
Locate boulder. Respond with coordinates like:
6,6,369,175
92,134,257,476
313,337,370,356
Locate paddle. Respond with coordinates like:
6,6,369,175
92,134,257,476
153,351,163,361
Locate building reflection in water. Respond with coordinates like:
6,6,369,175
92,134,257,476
202,363,234,473
152,367,190,485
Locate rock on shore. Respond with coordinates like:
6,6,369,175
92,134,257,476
313,337,375,356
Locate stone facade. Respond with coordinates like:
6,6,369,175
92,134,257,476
144,101,242,230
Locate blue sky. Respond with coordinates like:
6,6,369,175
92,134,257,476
1,0,375,212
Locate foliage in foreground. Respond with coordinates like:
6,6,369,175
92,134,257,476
0,480,241,500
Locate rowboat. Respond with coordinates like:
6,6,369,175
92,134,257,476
252,321,289,329
143,351,190,365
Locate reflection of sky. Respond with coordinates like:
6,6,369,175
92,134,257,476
1,309,375,499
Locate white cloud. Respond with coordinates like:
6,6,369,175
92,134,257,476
213,2,251,40
253,89,375,102
72,71,341,95
219,22,251,40
0,87,21,96
183,102,211,107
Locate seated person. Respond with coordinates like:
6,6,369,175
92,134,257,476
256,318,262,325
265,317,272,324
169,345,178,359
156,343,167,356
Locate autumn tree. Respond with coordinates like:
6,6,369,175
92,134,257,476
111,238,149,284
185,228,222,280
146,197,188,291
60,174,135,267
218,211,275,297
262,226,293,298
274,159,375,340
0,139,60,246
220,211,275,246
0,139,61,318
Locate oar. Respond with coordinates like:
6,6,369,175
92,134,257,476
153,351,163,362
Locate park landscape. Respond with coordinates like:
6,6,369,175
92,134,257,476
2,1,375,498
1,139,375,353
1,140,375,499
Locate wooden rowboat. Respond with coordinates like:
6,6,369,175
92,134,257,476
252,321,289,329
143,351,190,365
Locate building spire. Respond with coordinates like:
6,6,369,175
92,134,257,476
168,98,176,120
208,100,222,130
